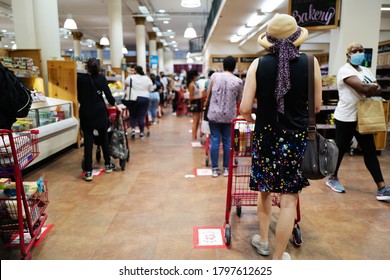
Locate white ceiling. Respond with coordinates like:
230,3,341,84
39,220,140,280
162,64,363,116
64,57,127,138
0,0,389,57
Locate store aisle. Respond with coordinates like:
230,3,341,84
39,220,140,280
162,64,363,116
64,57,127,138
1,110,390,260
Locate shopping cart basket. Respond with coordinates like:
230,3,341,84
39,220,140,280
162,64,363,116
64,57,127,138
0,129,49,259
223,118,302,247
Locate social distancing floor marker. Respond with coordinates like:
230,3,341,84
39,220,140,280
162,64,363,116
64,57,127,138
193,226,227,249
4,224,54,247
191,142,202,147
194,168,212,176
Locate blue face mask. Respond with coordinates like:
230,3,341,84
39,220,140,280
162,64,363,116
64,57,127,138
350,53,365,66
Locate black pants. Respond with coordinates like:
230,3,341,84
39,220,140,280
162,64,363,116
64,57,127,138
334,119,383,183
82,126,111,172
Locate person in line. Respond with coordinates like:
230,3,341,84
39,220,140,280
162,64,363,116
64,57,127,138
326,42,390,201
240,14,322,259
204,70,215,93
160,71,171,109
124,66,153,139
207,57,243,177
148,73,161,124
171,75,182,116
187,69,202,141
77,57,122,181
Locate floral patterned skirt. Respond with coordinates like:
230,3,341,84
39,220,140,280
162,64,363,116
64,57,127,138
250,125,309,194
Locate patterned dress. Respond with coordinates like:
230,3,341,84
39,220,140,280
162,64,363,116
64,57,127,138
250,53,310,194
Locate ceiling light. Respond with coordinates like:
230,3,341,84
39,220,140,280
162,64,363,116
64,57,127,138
100,35,110,46
247,14,267,27
163,20,169,24
230,34,241,43
152,27,160,32
122,46,128,54
381,7,390,11
11,43,17,50
181,0,201,8
146,16,154,22
159,9,166,13
184,23,197,38
237,26,251,36
138,6,150,14
63,14,77,30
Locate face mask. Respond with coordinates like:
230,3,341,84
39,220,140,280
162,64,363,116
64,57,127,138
350,53,365,66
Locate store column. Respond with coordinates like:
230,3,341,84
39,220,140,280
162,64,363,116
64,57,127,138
72,32,83,59
12,0,61,92
148,32,157,74
157,42,164,73
134,17,147,71
108,0,124,71
95,42,104,63
11,0,37,48
328,0,383,75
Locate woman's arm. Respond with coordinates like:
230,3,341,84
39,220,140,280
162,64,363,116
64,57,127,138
344,75,380,97
240,58,259,122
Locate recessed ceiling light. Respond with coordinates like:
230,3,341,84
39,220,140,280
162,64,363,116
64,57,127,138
163,20,169,24
159,9,166,13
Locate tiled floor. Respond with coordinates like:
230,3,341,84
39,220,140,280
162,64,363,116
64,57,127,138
1,108,390,260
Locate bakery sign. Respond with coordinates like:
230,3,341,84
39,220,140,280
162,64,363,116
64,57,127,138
289,0,340,30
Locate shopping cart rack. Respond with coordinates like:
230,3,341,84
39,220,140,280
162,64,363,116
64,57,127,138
223,118,302,247
0,129,49,259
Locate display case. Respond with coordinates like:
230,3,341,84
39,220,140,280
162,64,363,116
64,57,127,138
11,97,79,166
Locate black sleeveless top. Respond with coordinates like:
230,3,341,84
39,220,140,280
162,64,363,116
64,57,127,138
255,53,309,131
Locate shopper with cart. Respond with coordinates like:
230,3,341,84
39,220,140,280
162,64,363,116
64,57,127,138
77,57,122,181
239,14,322,259
206,57,243,177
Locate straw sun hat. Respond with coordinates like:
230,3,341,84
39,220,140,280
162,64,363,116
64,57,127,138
258,14,308,49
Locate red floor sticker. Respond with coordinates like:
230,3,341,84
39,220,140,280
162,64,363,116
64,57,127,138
4,224,54,247
194,168,212,176
193,226,228,249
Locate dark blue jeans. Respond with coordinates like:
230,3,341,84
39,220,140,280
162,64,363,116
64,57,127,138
129,97,149,134
209,121,231,170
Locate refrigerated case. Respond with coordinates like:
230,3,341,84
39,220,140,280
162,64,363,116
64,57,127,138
11,97,79,166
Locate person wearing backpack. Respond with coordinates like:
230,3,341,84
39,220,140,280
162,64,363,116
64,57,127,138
77,58,122,181
0,62,32,129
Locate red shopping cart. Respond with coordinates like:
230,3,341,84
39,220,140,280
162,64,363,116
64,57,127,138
0,129,49,259
223,118,302,247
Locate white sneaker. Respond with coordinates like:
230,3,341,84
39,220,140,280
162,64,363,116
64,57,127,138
282,252,291,260
223,168,229,177
251,234,270,256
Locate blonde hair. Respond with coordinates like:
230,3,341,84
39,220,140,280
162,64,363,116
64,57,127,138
346,42,363,54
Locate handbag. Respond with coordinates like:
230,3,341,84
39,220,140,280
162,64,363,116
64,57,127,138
188,102,198,112
301,54,339,180
109,111,129,160
121,78,134,107
357,98,386,134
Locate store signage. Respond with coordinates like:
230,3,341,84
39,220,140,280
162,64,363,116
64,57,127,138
240,57,257,63
378,42,390,54
211,57,238,63
212,57,225,63
289,0,340,30
149,55,158,69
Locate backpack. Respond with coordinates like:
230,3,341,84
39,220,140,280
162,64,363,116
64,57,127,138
0,63,33,118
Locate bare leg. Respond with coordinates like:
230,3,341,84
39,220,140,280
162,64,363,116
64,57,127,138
258,192,272,243
192,112,201,140
273,193,298,260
